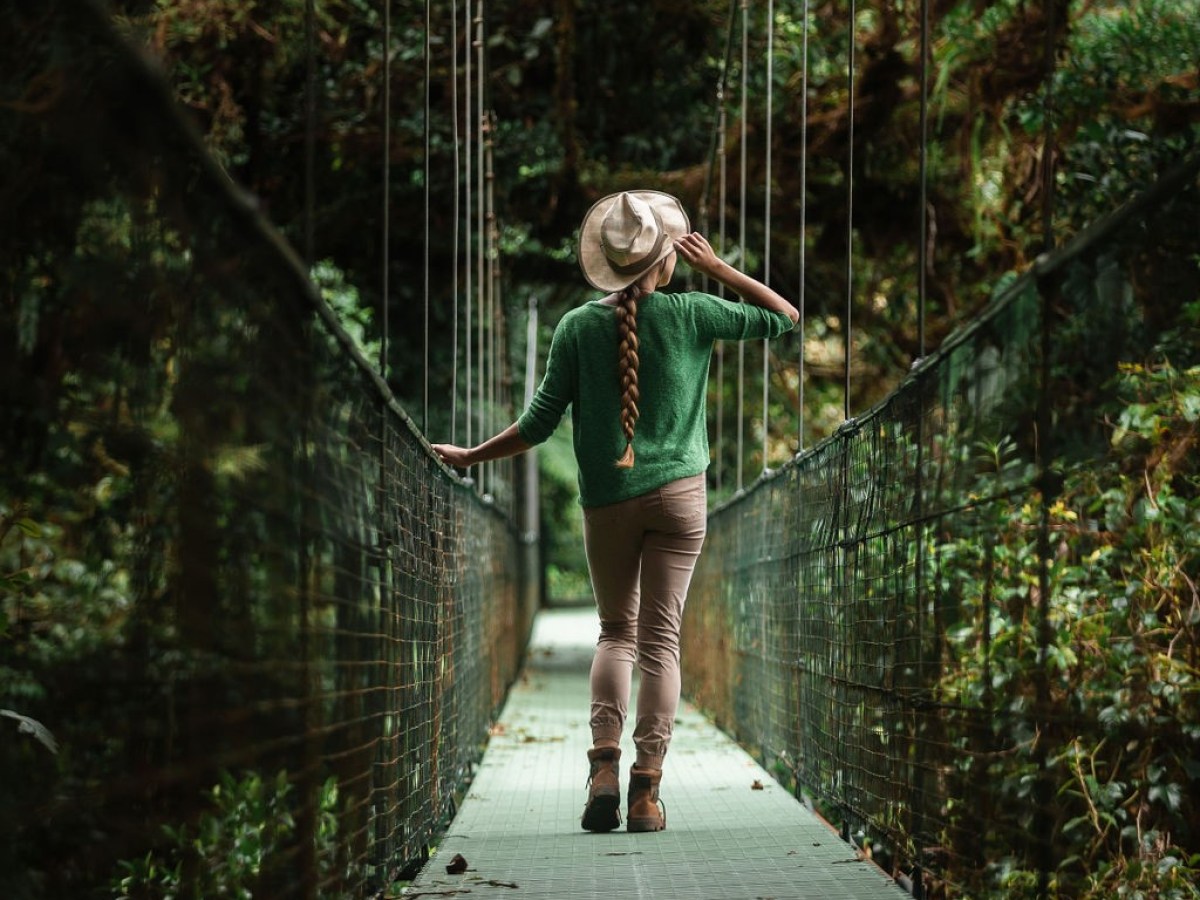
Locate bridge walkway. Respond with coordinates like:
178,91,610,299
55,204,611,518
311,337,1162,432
403,607,908,900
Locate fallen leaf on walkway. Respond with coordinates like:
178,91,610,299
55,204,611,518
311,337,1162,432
751,779,764,790
446,853,469,874
488,723,507,736
604,851,643,857
479,880,518,889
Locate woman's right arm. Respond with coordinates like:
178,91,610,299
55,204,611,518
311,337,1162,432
674,232,799,325
432,422,531,469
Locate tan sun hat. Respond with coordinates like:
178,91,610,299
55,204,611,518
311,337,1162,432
578,190,691,292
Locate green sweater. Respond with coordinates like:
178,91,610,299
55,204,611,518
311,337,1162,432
517,290,794,508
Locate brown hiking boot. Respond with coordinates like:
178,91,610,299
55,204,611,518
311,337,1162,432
581,748,622,832
626,766,666,832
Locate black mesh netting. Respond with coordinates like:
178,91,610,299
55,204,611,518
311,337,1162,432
683,160,1200,894
1,4,535,897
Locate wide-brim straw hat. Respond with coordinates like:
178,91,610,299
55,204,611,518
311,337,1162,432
578,190,690,292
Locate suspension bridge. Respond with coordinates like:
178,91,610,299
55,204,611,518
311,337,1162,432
3,2,1198,899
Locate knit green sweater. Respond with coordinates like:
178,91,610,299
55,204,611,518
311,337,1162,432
517,290,794,508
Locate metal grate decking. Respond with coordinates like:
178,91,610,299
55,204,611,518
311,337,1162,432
402,608,908,899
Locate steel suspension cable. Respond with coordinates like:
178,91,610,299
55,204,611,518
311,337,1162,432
798,0,809,451
485,111,497,495
699,0,740,291
450,0,460,443
736,0,748,493
381,0,391,381
911,7,932,887
423,0,431,430
475,0,486,492
1034,0,1059,891
844,0,856,421
761,0,773,474
304,0,315,265
464,0,473,449
702,1,737,496
918,0,929,360
717,98,728,496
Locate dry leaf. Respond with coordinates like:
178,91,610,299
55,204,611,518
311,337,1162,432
445,853,469,875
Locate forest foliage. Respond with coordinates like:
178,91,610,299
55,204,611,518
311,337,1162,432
2,0,1199,896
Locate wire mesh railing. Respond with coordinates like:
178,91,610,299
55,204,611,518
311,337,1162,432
682,156,1200,896
0,4,534,897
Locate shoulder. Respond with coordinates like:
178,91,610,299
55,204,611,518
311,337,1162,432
645,290,723,315
554,302,603,335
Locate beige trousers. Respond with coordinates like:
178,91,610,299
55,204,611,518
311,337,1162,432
582,473,707,770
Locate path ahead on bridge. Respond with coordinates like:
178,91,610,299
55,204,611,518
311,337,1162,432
404,607,907,900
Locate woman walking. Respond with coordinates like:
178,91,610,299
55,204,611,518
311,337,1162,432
432,190,797,833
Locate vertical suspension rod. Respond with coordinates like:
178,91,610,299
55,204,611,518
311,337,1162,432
381,0,391,382
451,0,460,443
762,0,774,474
464,0,473,449
423,0,431,430
844,0,856,421
798,0,810,451
475,0,486,492
736,0,748,492
918,0,929,360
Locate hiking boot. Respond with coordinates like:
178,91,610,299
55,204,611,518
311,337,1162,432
581,747,622,832
626,765,666,832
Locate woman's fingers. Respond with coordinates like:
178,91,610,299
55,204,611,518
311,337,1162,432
675,232,718,270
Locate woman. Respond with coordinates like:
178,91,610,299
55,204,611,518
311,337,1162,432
432,190,797,833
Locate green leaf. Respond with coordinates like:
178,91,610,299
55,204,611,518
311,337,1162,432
16,517,41,537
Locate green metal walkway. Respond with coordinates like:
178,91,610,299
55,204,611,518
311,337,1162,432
403,608,908,899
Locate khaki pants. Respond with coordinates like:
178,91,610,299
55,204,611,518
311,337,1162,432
582,473,707,770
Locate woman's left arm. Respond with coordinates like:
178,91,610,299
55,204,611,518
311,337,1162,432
431,422,532,469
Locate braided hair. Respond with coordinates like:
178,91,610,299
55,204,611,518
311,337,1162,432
614,283,643,468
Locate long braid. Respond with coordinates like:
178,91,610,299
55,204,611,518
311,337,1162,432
614,284,641,468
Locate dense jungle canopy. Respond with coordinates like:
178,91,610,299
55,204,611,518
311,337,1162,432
87,0,1200,591
112,0,1199,434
